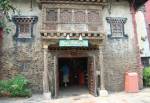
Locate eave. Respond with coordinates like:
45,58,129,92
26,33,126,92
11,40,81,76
37,0,108,5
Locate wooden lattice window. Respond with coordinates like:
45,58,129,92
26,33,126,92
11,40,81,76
45,9,57,30
74,10,87,31
88,10,100,23
60,9,72,23
12,16,38,39
18,23,31,38
46,9,57,22
43,8,102,32
74,10,86,23
106,17,128,38
88,10,100,31
19,24,30,33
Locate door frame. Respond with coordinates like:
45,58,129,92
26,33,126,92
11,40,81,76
53,53,97,98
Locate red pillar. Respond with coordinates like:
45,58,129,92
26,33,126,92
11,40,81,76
145,0,150,49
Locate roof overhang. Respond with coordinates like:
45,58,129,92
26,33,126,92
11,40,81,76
37,0,107,5
128,0,148,10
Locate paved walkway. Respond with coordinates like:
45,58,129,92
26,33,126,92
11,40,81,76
0,88,150,103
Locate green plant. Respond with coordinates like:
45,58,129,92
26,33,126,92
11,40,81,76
0,18,13,34
0,80,11,96
9,75,32,97
0,0,15,20
0,0,16,34
0,20,5,28
0,75,32,97
143,67,150,87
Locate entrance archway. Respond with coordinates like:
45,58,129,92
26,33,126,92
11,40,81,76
48,48,98,98
58,57,88,97
42,39,107,98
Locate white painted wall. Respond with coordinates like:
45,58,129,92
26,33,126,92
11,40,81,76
2,0,42,49
135,11,150,57
103,1,135,53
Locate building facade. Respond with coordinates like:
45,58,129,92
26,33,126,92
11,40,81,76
142,0,150,67
135,0,150,67
0,0,143,98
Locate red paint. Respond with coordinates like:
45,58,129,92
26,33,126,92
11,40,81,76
130,1,143,69
145,0,150,49
145,0,150,24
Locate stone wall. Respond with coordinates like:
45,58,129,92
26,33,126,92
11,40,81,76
0,0,143,93
103,0,143,91
0,43,44,93
0,0,44,93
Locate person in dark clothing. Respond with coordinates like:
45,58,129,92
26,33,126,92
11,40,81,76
62,65,69,87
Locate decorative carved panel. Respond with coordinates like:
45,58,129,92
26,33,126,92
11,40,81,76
60,9,72,23
60,24,72,31
43,8,102,32
18,23,31,38
12,16,38,40
38,0,107,5
88,24,100,31
46,9,57,22
106,17,128,38
74,10,86,23
88,10,100,24
74,24,87,31
45,23,57,30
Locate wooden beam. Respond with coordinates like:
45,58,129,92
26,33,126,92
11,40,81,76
38,0,108,5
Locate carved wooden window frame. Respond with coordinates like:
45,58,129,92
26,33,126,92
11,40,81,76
12,16,38,40
106,17,128,39
43,8,102,32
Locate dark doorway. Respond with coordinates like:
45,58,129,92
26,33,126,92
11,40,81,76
58,57,88,96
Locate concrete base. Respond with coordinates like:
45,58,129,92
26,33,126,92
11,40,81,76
43,92,51,99
99,90,108,97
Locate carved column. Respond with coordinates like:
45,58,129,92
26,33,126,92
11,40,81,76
43,45,51,99
99,46,108,96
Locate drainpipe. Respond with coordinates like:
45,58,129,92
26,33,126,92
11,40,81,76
130,0,143,88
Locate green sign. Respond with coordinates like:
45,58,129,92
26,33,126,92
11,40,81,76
59,40,88,47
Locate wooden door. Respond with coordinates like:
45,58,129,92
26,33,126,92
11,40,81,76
88,56,97,96
53,56,59,98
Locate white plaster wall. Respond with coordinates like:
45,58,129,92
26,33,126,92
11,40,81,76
135,11,150,57
2,0,42,49
103,1,135,53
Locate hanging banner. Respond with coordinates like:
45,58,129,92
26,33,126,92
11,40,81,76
59,40,88,47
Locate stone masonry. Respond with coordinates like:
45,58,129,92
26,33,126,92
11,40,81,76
0,0,143,94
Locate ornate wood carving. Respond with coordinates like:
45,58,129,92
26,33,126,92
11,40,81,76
38,0,107,5
46,9,57,22
12,16,38,40
41,32,105,40
41,4,105,46
60,9,72,23
106,17,128,39
42,8,102,32
88,10,100,24
88,56,97,96
74,10,86,23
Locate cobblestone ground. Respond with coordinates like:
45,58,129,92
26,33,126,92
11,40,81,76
0,88,150,103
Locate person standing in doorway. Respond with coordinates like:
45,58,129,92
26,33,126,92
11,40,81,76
62,64,69,87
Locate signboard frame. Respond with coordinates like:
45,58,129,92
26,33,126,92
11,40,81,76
59,39,89,47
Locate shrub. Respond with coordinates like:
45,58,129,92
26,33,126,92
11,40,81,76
143,67,150,87
0,75,32,97
0,80,11,96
